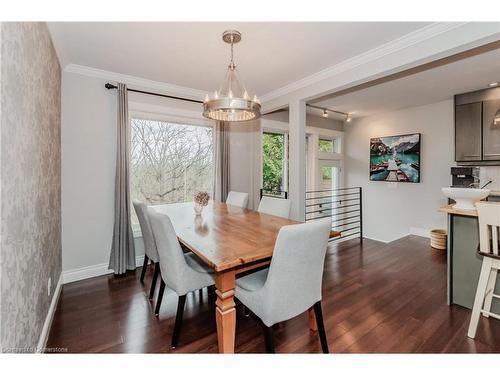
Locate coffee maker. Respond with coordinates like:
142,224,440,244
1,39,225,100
450,166,480,188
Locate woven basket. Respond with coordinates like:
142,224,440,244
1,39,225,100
430,229,447,250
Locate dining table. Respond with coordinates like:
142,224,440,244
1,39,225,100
152,200,340,353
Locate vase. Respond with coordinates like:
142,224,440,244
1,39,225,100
194,202,204,216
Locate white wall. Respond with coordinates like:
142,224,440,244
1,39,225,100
263,110,344,132
61,72,117,273
345,100,454,242
61,70,260,278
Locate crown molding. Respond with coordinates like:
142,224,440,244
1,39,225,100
64,64,208,101
259,22,468,103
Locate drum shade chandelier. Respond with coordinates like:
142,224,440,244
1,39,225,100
203,30,261,122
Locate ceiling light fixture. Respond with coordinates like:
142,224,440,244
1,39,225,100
203,30,261,122
306,104,353,123
489,82,499,87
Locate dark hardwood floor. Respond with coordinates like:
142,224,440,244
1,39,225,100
46,235,500,353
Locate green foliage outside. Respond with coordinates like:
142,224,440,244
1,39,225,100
319,138,334,152
319,139,334,181
262,132,285,193
321,166,332,181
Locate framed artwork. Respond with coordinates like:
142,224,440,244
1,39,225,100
369,133,421,183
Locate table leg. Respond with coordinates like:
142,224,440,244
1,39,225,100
308,307,318,331
215,270,236,353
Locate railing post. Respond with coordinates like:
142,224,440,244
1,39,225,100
359,187,363,243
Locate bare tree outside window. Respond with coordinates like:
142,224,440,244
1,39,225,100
130,118,214,224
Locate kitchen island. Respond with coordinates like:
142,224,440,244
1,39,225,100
440,197,500,313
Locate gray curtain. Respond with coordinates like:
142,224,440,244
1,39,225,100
108,83,136,274
214,121,230,201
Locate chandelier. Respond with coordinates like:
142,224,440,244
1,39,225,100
203,30,261,122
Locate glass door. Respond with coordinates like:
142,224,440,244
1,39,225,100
317,159,341,191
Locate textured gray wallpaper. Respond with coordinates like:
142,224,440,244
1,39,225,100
0,22,61,351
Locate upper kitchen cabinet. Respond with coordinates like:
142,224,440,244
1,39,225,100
482,98,500,161
455,87,500,164
455,102,482,162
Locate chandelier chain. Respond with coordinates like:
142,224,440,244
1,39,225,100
230,36,234,69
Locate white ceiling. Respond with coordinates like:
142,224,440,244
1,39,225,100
313,48,500,119
48,22,431,97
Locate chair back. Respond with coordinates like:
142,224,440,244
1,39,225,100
133,201,159,262
226,191,249,208
147,208,189,292
263,218,331,324
258,196,291,219
476,201,500,256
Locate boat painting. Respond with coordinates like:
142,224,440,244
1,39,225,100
369,133,421,183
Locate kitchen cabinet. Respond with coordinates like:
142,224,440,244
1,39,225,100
455,102,482,162
482,99,500,161
455,87,500,164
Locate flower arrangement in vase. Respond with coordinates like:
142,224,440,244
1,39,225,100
194,191,210,215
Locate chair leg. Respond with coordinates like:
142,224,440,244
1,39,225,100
483,268,498,317
262,325,275,353
155,279,166,317
149,263,160,300
208,285,215,296
207,285,216,303
313,301,329,353
140,255,149,282
243,306,250,317
468,257,492,338
171,294,187,348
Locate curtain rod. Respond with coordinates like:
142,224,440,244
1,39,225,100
104,83,204,104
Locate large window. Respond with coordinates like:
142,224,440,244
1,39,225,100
130,118,214,222
262,131,288,196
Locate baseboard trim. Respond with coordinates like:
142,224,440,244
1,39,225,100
36,274,62,353
362,227,432,244
409,227,431,238
363,232,410,244
62,255,145,284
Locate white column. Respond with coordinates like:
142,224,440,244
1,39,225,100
307,133,319,191
288,98,306,221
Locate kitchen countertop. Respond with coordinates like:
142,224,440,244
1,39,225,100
439,204,478,217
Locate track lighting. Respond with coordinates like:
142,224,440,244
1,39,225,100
307,104,351,123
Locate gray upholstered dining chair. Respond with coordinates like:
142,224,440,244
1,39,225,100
257,196,292,219
235,218,331,353
133,201,161,300
148,208,215,348
226,191,249,208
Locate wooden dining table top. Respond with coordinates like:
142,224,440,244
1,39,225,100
152,201,302,272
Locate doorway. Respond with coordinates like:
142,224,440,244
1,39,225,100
317,159,341,191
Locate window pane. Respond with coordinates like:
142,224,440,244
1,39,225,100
262,132,285,196
319,138,334,152
321,166,333,191
130,118,214,223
